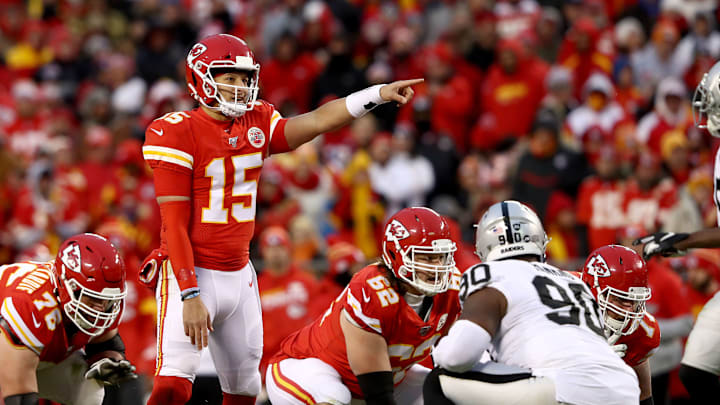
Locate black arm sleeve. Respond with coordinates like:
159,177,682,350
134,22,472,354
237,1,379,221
4,393,39,405
640,397,654,405
85,334,126,359
356,371,396,405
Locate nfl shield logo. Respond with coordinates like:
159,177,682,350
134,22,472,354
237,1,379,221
419,325,432,336
228,136,238,148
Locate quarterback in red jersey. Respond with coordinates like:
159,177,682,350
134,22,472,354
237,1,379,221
266,207,461,405
0,233,135,405
580,245,659,405
141,33,422,405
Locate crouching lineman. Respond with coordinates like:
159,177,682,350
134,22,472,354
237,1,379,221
266,207,461,404
0,233,136,405
576,245,659,404
425,200,639,405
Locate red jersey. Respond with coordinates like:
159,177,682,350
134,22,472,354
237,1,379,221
576,177,626,250
271,264,462,398
0,261,121,363
622,179,677,231
618,312,661,367
142,104,291,271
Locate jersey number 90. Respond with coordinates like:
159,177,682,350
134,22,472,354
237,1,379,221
532,275,604,337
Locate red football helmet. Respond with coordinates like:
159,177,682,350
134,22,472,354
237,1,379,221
582,245,651,336
55,233,127,336
185,34,260,117
381,207,457,296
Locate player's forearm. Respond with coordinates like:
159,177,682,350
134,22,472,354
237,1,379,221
285,98,353,149
675,227,720,250
284,85,386,149
633,360,653,401
356,371,396,405
433,320,490,372
159,200,198,297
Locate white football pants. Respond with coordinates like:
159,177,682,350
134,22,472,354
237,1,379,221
155,261,263,396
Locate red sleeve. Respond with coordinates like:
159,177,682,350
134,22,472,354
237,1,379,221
149,148,197,293
269,118,291,155
0,296,52,355
143,112,195,174
152,165,192,197
342,271,399,336
159,200,197,293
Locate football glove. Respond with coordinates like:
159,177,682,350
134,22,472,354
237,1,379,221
607,334,627,358
138,247,167,290
632,232,689,261
85,358,138,386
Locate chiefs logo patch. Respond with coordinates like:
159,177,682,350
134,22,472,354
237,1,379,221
385,220,410,241
247,127,266,148
60,244,82,274
586,254,611,277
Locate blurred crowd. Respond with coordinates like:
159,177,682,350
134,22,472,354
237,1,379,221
2,0,720,403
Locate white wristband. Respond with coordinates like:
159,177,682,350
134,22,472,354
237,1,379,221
345,84,387,118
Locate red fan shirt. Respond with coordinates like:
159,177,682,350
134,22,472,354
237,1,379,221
576,177,626,250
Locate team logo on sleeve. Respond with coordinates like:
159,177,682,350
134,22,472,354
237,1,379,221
247,127,265,148
60,244,82,273
437,313,448,331
385,220,410,241
585,254,611,277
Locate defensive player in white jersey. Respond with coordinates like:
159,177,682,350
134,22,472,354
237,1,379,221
425,200,639,405
633,61,720,403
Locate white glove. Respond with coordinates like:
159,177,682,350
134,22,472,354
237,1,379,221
84,358,138,386
607,333,627,358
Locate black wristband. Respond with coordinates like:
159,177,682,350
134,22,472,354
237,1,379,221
356,371,395,405
4,392,39,405
85,334,126,359
640,397,654,405
181,287,201,301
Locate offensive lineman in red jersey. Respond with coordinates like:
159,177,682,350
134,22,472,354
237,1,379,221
141,33,422,405
578,245,660,405
0,233,136,405
265,207,462,405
